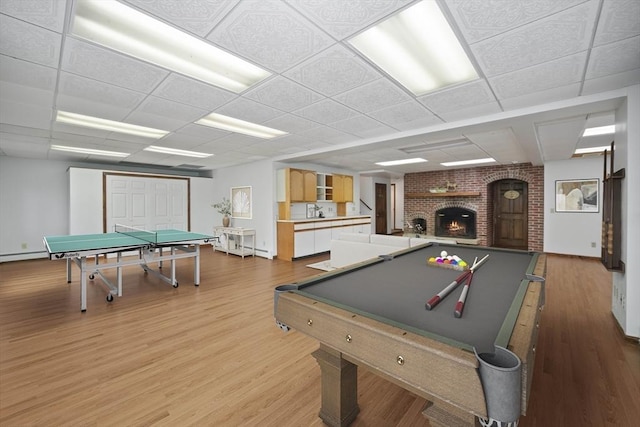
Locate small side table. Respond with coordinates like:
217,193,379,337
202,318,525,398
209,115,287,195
213,226,256,258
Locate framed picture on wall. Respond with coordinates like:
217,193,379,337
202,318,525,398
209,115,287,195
555,179,599,212
231,186,252,219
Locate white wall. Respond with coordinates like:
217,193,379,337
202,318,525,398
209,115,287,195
0,157,69,261
543,156,603,257
0,158,214,262
212,159,276,258
612,84,640,339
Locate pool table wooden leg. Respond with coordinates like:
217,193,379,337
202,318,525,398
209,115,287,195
312,344,360,427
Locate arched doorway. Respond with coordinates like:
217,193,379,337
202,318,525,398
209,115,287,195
492,179,528,250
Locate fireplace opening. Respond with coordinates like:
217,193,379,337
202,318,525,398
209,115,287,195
412,218,426,235
435,208,476,239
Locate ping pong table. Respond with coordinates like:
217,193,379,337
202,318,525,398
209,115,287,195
44,226,214,312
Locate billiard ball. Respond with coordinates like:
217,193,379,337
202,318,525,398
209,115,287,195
440,250,448,258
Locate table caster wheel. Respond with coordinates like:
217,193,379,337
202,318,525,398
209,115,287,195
89,274,94,280
106,294,113,302
173,282,179,288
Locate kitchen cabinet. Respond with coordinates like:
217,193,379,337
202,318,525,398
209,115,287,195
332,174,353,202
277,216,371,261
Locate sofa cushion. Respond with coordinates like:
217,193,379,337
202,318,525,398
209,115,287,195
330,240,403,269
337,232,371,243
369,234,410,248
409,237,457,247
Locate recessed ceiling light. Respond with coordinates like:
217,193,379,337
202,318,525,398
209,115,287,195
375,158,427,166
144,146,213,158
441,158,496,167
574,145,612,155
349,0,478,96
51,144,129,158
196,113,288,139
56,111,169,139
71,0,270,93
582,125,615,137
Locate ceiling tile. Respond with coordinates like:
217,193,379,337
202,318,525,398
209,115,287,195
287,0,413,40
446,0,585,44
368,101,443,131
152,74,237,111
58,72,147,110
418,80,497,115
123,0,239,37
470,1,598,77
0,14,61,67
207,0,334,72
0,0,66,32
285,44,380,96
586,36,640,79
293,98,359,125
0,99,52,129
500,83,581,110
263,113,320,134
244,76,323,112
489,52,587,99
123,111,188,132
593,0,640,46
333,78,411,113
0,81,54,107
582,68,640,95
216,97,285,124
329,115,394,138
437,102,503,122
61,38,169,92
0,55,57,90
297,125,353,145
133,96,207,122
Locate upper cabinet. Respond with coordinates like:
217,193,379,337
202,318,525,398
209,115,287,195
333,174,353,202
277,168,317,203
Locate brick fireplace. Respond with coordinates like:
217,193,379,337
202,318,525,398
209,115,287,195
404,163,544,251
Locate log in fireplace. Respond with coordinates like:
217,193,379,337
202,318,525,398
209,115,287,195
435,207,476,239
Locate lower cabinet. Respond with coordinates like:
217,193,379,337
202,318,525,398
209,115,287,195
277,217,371,261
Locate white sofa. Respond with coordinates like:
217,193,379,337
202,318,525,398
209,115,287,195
329,233,456,269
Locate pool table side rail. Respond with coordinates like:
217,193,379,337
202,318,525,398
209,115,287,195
275,291,489,419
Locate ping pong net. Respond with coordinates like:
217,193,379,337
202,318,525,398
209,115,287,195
114,224,158,244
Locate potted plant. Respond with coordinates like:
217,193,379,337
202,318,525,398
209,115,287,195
212,197,232,227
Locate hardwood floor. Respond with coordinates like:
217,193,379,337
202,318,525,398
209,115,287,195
1,250,638,426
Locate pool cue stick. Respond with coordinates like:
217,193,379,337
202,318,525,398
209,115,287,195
454,254,490,318
425,270,471,310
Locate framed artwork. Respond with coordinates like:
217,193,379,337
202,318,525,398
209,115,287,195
231,186,252,219
555,179,599,212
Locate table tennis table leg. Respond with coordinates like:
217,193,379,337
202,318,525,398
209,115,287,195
66,258,72,283
171,246,176,286
117,252,123,297
80,257,87,312
194,244,201,286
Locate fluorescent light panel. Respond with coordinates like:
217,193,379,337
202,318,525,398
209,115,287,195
574,145,611,154
349,0,478,96
144,146,213,158
376,158,427,166
582,125,615,137
71,0,270,93
441,158,495,167
56,111,168,139
196,113,287,139
51,144,129,158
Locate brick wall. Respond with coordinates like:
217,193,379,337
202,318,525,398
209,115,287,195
404,163,544,251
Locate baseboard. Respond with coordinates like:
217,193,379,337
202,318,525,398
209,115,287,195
611,313,640,344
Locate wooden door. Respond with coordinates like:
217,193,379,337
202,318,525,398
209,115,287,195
375,183,387,235
289,169,304,202
303,170,317,202
493,179,528,249
343,175,353,202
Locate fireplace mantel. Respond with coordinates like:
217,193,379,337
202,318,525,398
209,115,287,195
405,191,480,199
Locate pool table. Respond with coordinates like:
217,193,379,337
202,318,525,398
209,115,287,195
274,243,546,427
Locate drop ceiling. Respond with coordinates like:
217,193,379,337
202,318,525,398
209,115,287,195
0,0,638,175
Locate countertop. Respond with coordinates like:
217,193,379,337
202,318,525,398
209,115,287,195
277,215,371,223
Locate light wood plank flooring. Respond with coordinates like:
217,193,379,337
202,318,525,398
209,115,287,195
1,250,638,426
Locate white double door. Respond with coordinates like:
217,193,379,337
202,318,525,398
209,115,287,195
105,174,189,232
